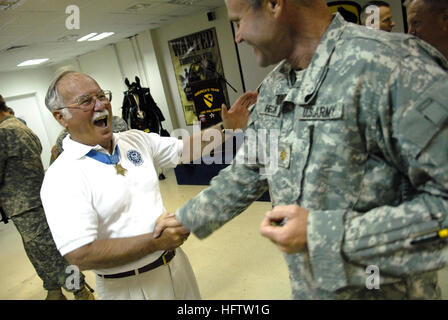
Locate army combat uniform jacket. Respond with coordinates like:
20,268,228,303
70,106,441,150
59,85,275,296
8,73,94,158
176,14,448,299
0,116,44,218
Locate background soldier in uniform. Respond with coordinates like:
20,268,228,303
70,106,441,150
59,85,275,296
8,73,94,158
155,0,448,299
405,0,448,60
0,95,94,300
360,1,396,32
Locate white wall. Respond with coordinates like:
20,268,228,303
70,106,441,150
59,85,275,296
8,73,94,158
0,67,64,169
76,46,126,118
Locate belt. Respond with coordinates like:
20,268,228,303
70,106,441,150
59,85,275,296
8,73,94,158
97,250,176,279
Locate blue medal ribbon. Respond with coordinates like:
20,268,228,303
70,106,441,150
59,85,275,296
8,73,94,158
85,145,120,164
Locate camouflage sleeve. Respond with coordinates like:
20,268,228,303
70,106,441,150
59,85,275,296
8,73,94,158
307,69,448,291
176,114,269,238
0,135,5,186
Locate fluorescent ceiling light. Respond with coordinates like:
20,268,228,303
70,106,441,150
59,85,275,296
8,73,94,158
77,33,98,42
87,32,115,41
17,58,49,67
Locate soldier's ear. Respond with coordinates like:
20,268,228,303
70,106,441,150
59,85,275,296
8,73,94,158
52,110,69,128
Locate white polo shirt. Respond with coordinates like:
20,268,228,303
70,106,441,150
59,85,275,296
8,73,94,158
41,129,183,275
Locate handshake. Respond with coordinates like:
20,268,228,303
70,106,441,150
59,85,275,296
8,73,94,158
152,204,310,254
152,212,190,251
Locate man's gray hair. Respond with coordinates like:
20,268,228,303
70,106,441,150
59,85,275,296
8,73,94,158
44,70,77,112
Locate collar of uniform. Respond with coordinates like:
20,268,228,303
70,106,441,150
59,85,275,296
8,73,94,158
281,13,346,106
0,115,13,126
62,133,120,160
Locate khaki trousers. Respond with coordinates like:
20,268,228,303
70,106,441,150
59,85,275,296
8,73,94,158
95,248,201,300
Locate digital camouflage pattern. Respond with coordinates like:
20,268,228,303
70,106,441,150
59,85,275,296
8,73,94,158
176,14,448,299
0,116,85,291
0,116,44,217
12,207,85,291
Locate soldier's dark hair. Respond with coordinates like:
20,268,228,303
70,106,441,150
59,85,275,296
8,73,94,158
0,95,8,112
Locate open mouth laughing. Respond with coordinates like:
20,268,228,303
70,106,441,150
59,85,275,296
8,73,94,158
92,111,110,128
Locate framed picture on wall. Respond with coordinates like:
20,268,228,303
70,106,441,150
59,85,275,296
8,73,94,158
168,28,229,126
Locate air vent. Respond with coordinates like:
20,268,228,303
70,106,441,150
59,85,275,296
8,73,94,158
5,45,28,51
126,3,152,11
168,0,200,5
0,0,27,11
57,35,79,42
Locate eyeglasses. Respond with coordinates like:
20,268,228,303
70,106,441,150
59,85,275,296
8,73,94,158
58,90,112,111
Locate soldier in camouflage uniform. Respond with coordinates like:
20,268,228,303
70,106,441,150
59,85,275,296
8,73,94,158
155,0,448,299
405,0,448,60
49,116,129,165
0,96,94,300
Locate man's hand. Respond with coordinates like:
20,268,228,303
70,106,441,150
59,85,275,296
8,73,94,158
260,205,309,254
222,91,257,130
153,212,190,251
153,212,189,239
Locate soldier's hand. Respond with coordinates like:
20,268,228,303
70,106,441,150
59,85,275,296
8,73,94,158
155,212,175,226
222,91,257,130
260,205,309,254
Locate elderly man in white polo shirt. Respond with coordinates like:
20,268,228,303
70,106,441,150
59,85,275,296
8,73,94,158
40,71,256,300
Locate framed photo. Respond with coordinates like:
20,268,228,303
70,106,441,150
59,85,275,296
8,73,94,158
168,28,229,126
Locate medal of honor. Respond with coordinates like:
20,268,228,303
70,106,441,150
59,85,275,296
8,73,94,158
86,145,127,176
114,163,127,176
